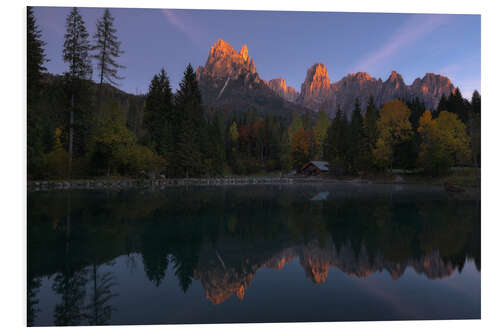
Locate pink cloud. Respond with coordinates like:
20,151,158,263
353,15,451,72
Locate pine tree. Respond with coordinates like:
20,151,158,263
143,69,174,167
63,7,92,178
92,8,124,118
435,94,448,118
363,96,378,152
174,64,206,177
27,7,47,107
448,88,468,123
27,7,48,178
92,9,124,88
325,106,348,175
471,90,481,115
469,90,481,169
349,98,365,173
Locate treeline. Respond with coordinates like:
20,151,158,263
315,91,481,176
27,7,481,180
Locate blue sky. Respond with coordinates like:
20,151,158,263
33,7,480,99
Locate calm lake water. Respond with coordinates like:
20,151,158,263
27,183,480,326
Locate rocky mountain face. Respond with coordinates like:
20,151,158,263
267,78,299,102
196,40,456,119
297,64,456,118
196,39,310,116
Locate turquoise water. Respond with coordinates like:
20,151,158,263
27,184,480,325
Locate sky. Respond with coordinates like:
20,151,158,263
33,7,481,99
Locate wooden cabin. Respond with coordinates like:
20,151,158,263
300,161,329,176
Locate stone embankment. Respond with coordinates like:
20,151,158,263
28,177,295,191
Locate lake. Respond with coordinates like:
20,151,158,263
27,183,480,326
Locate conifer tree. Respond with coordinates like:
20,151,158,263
435,94,448,118
349,99,365,172
471,90,481,115
92,8,124,118
469,90,481,169
63,7,92,178
325,106,348,175
27,7,47,107
27,7,48,177
175,64,206,177
143,69,174,163
92,9,124,89
363,96,378,152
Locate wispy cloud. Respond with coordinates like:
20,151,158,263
162,9,202,46
353,15,451,72
438,63,461,77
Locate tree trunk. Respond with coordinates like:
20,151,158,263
390,154,393,176
68,92,74,179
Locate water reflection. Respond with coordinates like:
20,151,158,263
27,184,480,325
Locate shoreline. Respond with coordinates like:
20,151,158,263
27,175,480,193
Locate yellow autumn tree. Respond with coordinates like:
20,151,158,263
313,109,331,160
373,100,413,173
417,110,471,175
44,128,70,179
92,101,136,175
291,127,314,171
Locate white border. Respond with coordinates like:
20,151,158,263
2,1,499,332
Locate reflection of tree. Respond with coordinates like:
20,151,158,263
27,185,481,320
85,263,117,325
27,276,41,326
52,267,88,326
172,242,200,293
141,221,170,286
52,193,88,326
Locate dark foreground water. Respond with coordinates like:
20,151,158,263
27,183,480,326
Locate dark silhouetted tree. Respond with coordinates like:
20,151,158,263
27,7,48,177
63,7,92,178
92,8,124,111
174,64,206,177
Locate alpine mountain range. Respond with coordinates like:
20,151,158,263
196,39,457,118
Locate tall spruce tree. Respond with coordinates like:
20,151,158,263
143,69,174,164
325,106,348,175
175,64,206,177
27,7,48,177
363,96,378,152
63,7,92,178
470,90,481,169
349,98,365,173
471,90,481,115
92,8,124,113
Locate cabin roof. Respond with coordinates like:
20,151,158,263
301,161,329,171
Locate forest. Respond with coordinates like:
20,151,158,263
27,7,481,181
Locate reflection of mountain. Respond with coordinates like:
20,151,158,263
191,238,457,304
27,185,480,323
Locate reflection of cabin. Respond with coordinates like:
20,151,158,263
301,161,329,176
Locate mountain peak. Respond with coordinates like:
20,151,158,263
388,70,402,81
308,63,330,82
267,78,299,102
239,45,249,62
211,39,235,53
347,72,373,81
298,63,332,110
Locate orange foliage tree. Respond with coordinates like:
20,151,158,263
291,127,314,171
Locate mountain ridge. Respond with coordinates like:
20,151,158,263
196,40,457,118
